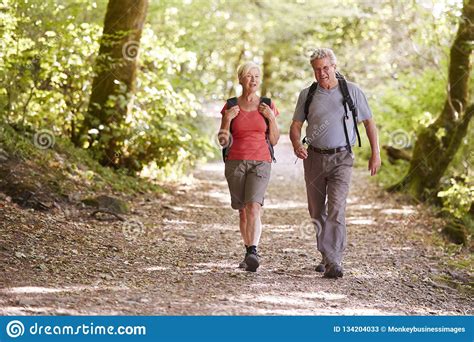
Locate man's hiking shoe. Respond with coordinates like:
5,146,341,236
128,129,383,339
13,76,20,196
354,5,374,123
315,263,325,273
323,263,343,279
315,257,326,272
245,251,260,272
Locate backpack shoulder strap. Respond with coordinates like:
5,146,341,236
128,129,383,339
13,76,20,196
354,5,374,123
336,72,355,112
260,97,272,128
226,97,238,108
260,97,276,163
304,82,318,121
260,97,272,107
336,72,361,148
222,97,238,163
225,97,238,134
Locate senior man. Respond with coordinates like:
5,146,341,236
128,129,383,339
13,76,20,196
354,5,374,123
290,48,381,279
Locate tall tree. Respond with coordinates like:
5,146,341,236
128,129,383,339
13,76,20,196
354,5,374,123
79,0,148,166
391,0,474,200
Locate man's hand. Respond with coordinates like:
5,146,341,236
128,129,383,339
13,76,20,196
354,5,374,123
294,144,308,159
362,118,381,176
368,153,381,176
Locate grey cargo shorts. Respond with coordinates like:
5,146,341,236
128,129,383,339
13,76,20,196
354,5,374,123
224,160,271,210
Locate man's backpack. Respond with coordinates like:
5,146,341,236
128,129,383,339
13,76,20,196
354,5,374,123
303,71,361,153
222,97,276,163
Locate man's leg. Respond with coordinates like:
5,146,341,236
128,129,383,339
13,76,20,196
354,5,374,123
320,152,353,277
304,150,328,267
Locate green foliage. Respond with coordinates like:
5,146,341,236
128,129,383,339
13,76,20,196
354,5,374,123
1,0,101,132
90,25,215,173
367,67,446,188
373,66,447,147
0,0,471,189
0,122,159,194
1,0,214,177
364,1,473,220
438,177,474,219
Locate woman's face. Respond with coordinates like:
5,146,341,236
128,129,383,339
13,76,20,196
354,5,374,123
240,67,260,92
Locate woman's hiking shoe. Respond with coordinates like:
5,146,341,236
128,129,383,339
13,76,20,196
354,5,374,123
245,253,259,272
245,246,259,272
238,253,247,269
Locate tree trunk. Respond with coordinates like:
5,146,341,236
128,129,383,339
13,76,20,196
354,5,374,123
391,0,474,200
261,50,273,97
80,0,148,166
227,47,245,99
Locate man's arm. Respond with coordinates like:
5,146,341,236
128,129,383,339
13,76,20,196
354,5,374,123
362,118,381,176
289,120,308,159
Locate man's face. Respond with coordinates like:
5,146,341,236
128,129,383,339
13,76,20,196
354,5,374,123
311,57,337,88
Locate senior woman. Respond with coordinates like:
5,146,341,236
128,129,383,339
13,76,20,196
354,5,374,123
218,62,280,272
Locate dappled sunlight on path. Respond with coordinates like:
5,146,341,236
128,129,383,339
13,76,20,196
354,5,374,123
0,137,472,316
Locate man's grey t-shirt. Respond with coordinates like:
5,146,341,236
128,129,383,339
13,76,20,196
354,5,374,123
293,81,372,149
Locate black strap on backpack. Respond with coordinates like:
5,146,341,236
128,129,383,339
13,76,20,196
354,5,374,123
221,97,238,162
222,97,276,163
303,71,361,153
338,73,362,152
260,97,276,163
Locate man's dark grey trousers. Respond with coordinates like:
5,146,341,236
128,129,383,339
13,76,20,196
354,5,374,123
303,149,354,265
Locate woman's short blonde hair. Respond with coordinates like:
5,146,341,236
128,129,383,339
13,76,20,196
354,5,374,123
237,62,261,82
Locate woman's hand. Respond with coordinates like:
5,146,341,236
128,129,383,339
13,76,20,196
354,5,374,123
258,103,275,120
224,105,240,122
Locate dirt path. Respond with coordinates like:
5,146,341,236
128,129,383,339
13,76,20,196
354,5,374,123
0,137,472,315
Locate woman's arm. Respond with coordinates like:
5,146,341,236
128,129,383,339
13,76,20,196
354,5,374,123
267,115,280,146
218,105,239,146
258,103,280,146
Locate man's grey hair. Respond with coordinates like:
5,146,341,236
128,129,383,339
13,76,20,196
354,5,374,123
309,48,337,65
